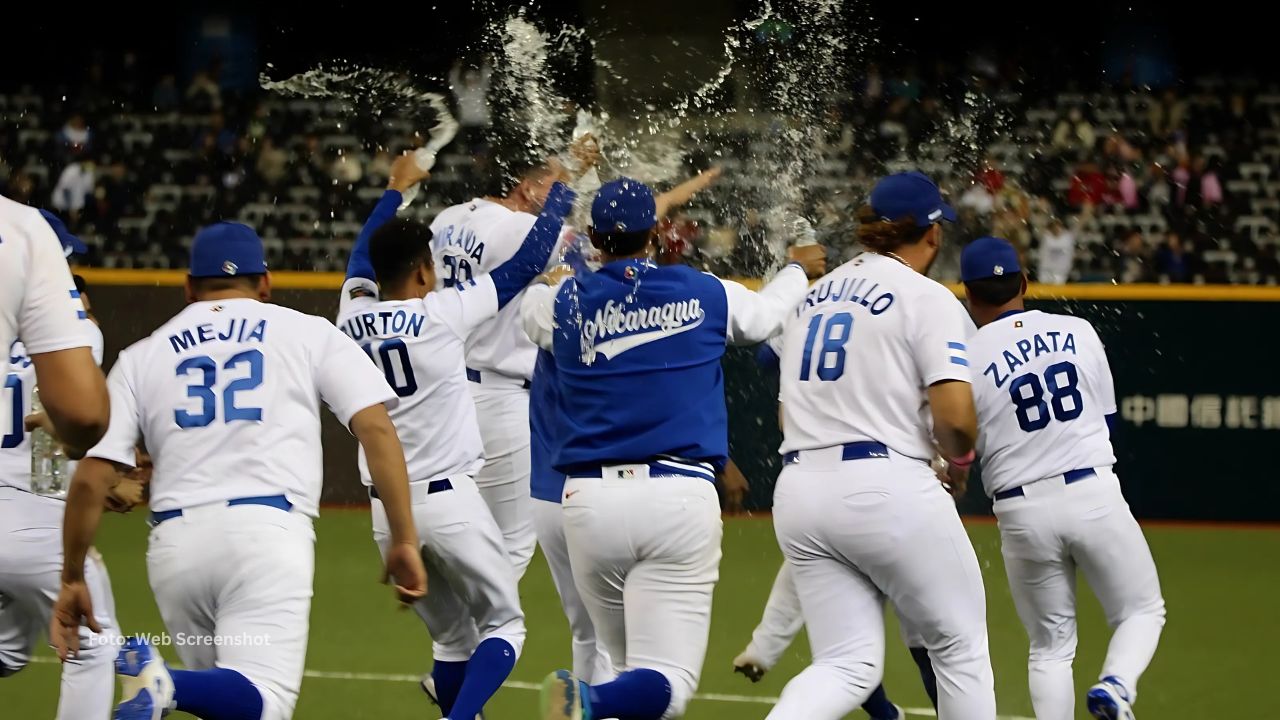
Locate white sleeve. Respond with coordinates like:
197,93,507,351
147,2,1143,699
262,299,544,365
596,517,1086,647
1086,323,1117,415
18,216,95,356
520,281,559,351
337,277,380,319
430,274,501,339
312,320,399,427
85,350,142,468
910,290,973,386
721,264,808,346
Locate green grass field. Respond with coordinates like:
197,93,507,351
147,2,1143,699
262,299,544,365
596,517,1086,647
9,509,1277,718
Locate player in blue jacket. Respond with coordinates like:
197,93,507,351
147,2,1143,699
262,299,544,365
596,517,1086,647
522,177,824,720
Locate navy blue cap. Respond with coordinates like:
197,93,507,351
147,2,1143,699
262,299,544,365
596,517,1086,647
591,177,657,233
960,236,1022,282
869,171,957,227
38,210,88,257
189,222,268,278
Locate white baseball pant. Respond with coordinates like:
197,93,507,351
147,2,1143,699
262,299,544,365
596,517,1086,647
146,502,315,720
769,447,996,720
994,466,1165,720
562,471,722,719
469,381,537,575
0,488,120,720
371,474,525,662
532,497,614,683
745,562,928,670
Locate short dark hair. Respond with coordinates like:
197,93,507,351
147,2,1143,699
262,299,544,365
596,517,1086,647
189,274,263,294
964,273,1024,306
590,228,654,257
369,219,433,286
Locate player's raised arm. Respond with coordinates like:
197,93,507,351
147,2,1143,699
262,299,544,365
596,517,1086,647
655,166,722,218
721,245,824,346
20,213,108,457
520,269,572,351
340,153,432,317
487,181,576,308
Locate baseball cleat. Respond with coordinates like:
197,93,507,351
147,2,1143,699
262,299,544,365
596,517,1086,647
541,669,591,720
732,650,768,682
420,673,484,720
1086,676,1135,720
114,637,173,720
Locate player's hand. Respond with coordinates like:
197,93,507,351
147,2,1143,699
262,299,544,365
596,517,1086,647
383,541,428,605
564,132,602,179
50,580,101,661
536,264,574,287
387,152,431,194
24,410,56,436
105,478,146,513
717,461,749,514
944,462,970,499
787,244,827,279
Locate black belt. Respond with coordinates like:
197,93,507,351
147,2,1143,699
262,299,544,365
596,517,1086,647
369,478,452,500
993,468,1095,501
783,441,889,465
466,367,531,390
150,494,292,527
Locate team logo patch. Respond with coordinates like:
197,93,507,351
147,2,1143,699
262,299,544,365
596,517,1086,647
222,260,238,275
211,305,223,312
579,297,706,363
994,265,1005,276
614,468,637,479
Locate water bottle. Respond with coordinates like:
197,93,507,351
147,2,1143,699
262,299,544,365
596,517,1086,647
399,105,461,211
30,388,68,497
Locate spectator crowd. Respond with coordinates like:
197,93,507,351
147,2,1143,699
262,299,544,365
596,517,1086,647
3,54,1280,284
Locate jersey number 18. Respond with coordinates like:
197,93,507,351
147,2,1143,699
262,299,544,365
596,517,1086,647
799,312,853,381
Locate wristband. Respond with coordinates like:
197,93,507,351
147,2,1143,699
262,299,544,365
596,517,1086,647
949,450,976,468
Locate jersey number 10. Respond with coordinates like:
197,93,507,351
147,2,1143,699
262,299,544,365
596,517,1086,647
362,339,418,397
1008,361,1083,432
799,312,853,381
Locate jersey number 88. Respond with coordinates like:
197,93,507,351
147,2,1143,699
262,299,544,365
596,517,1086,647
1008,361,1083,432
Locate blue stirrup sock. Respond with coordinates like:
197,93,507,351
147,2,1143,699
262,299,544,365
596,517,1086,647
170,668,264,720
432,659,469,716
447,639,517,720
861,683,899,719
586,668,673,720
909,646,940,709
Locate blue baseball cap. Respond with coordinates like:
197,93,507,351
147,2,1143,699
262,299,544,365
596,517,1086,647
591,177,657,233
960,236,1022,282
869,171,957,227
189,222,268,278
38,210,88,257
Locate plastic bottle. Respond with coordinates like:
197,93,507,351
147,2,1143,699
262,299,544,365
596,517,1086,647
29,388,68,497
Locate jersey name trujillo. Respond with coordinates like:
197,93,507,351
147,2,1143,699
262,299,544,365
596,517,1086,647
339,309,427,341
578,296,705,363
168,318,267,354
982,331,1078,388
796,274,896,316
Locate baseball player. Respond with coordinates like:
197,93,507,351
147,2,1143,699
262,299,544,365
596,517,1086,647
0,194,108,459
768,172,996,720
524,176,825,720
50,222,427,720
527,167,724,689
959,236,1165,720
0,218,140,720
338,153,578,720
429,141,596,575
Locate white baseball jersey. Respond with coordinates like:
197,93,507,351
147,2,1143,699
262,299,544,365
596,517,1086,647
336,275,500,485
86,298,396,517
0,327,104,492
0,195,95,375
430,199,562,381
968,309,1117,496
779,253,973,458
